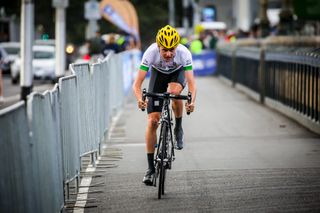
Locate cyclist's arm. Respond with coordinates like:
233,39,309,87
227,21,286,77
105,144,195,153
185,70,196,104
133,44,156,106
179,45,196,103
132,69,148,107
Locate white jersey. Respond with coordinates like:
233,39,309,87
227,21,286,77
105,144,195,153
140,43,193,74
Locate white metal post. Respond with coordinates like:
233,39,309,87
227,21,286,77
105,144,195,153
183,0,189,29
55,7,66,78
192,0,200,28
234,0,251,32
53,0,68,79
84,0,101,39
20,0,34,101
168,0,175,26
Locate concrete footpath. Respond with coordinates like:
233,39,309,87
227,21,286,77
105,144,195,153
73,76,320,213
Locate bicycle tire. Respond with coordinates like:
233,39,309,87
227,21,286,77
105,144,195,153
162,126,172,195
158,123,167,199
162,166,166,195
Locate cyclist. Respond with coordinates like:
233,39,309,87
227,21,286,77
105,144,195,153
132,25,197,185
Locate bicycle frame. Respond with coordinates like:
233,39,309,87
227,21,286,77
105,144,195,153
142,89,191,199
155,94,175,170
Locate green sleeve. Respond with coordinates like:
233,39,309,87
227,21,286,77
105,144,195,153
183,65,193,71
140,64,149,72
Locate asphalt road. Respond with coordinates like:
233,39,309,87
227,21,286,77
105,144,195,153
75,76,320,212
0,73,56,110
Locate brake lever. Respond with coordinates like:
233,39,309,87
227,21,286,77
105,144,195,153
141,88,146,112
187,92,192,115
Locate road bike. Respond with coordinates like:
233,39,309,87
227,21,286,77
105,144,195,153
142,88,191,199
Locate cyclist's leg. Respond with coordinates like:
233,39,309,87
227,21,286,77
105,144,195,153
142,112,160,184
146,112,160,154
146,68,168,153
168,67,186,118
143,68,168,184
167,82,183,117
168,69,186,149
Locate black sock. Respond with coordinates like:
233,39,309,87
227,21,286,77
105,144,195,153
175,117,182,129
147,153,154,171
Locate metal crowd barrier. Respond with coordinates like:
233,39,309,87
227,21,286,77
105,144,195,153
216,37,320,134
71,63,97,157
27,90,64,212
107,53,124,114
58,75,81,195
0,102,38,213
0,49,141,212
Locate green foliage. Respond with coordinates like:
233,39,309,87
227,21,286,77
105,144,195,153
293,0,320,20
66,0,87,44
135,1,169,49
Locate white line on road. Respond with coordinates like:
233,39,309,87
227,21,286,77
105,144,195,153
73,159,99,213
73,110,123,212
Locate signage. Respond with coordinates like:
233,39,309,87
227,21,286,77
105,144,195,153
52,0,68,8
85,0,101,20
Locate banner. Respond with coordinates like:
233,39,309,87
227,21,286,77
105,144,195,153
192,50,217,76
100,0,140,41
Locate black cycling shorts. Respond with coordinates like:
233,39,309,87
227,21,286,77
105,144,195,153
147,67,186,114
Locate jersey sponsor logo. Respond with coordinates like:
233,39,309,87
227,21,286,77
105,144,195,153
142,59,149,66
152,64,182,74
156,60,179,71
185,59,192,65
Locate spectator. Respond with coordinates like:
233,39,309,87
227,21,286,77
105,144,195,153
125,36,136,50
250,24,259,39
0,50,4,104
180,36,190,49
102,34,120,56
88,31,104,56
190,36,203,54
116,34,126,52
208,31,218,49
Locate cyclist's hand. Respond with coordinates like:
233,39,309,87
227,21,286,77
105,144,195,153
138,99,148,111
185,102,195,114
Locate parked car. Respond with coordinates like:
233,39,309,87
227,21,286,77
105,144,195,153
10,45,55,84
0,46,10,74
0,42,20,61
35,39,55,46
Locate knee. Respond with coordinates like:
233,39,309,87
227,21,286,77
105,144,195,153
168,89,181,95
168,83,183,95
148,117,159,129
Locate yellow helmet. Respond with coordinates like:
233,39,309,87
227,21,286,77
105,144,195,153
156,25,180,49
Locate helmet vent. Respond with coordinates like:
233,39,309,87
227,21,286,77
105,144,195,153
156,25,180,48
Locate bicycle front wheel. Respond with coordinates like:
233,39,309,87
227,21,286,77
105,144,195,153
158,123,168,199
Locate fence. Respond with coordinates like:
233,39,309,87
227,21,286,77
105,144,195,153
0,49,141,212
217,36,320,134
265,47,320,124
